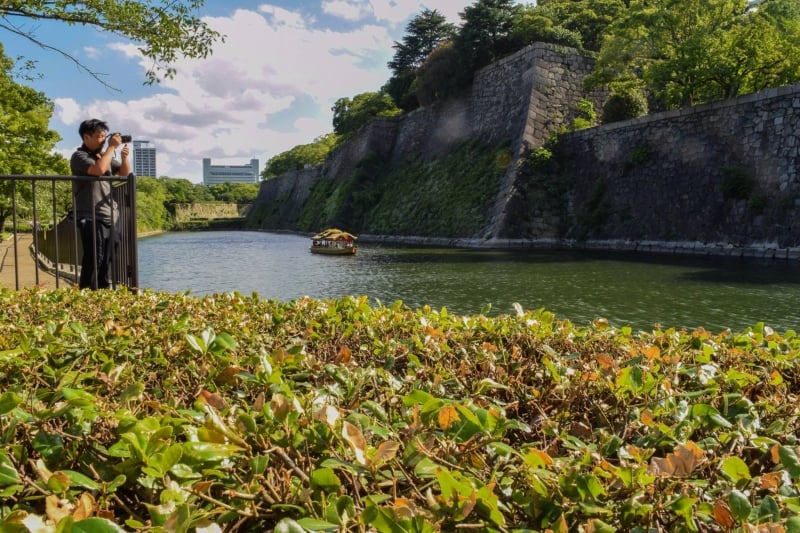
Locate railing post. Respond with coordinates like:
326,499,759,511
0,175,138,291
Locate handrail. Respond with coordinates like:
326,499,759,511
0,174,138,291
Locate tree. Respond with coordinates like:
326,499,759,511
509,6,584,50
384,9,456,110
331,92,401,137
207,182,259,203
161,177,213,205
415,41,467,106
533,0,627,52
263,134,340,178
0,45,69,232
586,0,800,109
0,0,222,86
454,0,523,73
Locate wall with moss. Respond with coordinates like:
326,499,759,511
247,40,800,258
548,82,800,258
247,42,600,237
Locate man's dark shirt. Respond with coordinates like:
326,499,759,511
70,144,121,226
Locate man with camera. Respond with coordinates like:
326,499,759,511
70,118,131,289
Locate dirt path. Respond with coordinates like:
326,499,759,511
0,234,72,290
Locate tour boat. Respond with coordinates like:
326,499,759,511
310,228,358,255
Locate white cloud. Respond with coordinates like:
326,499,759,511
321,0,372,22
50,2,480,182
83,46,101,60
54,98,82,127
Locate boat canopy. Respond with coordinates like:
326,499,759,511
311,228,357,242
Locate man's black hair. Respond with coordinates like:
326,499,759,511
78,119,109,138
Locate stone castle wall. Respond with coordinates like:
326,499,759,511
252,43,600,231
554,83,800,258
250,42,800,258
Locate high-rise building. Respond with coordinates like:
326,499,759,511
132,140,157,178
202,158,260,185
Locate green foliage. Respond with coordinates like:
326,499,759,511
0,45,70,231
134,177,170,232
293,141,507,237
0,0,222,86
161,177,214,205
534,0,627,52
358,141,508,237
587,0,800,109
602,84,650,123
385,9,456,111
509,6,584,50
1,288,800,531
571,98,597,130
454,0,522,72
331,92,402,137
206,182,259,203
414,41,468,106
263,134,340,178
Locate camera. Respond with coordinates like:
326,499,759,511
110,133,132,143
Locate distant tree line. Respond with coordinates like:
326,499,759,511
262,0,800,179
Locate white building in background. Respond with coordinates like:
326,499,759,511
202,158,260,186
132,140,157,178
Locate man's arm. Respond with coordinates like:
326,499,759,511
86,149,116,176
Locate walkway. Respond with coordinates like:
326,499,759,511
0,234,65,290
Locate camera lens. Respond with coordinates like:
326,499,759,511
120,135,132,143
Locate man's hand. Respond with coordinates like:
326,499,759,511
107,133,123,149
120,143,130,160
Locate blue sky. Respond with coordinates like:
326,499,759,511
1,1,497,182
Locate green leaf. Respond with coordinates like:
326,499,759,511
296,518,340,532
729,490,752,522
181,442,242,462
72,517,127,532
786,516,800,533
720,456,751,484
311,468,342,492
362,501,408,533
185,333,207,354
0,452,22,487
61,470,101,490
778,446,800,480
119,382,145,402
274,518,307,533
61,387,96,407
210,332,237,352
758,495,779,523
0,391,22,415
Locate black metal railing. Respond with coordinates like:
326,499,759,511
0,174,138,290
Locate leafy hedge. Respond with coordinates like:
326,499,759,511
1,288,799,532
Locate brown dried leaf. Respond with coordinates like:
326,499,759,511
198,389,228,410
371,441,400,466
713,499,734,529
73,492,96,521
214,366,242,387
342,421,367,465
438,405,460,430
46,494,71,525
596,353,614,369
648,441,705,477
337,345,352,364
760,471,782,491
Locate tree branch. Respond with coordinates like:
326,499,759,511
0,19,120,91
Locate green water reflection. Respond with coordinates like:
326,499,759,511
139,231,800,333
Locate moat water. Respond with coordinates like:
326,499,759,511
138,231,800,333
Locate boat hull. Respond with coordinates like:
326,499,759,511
309,246,357,255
